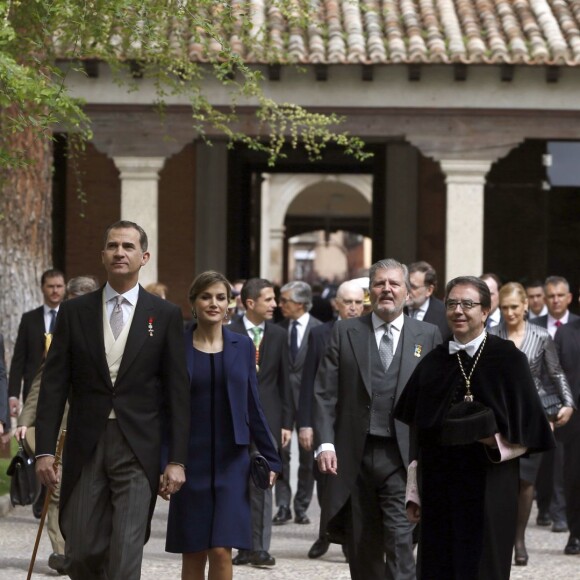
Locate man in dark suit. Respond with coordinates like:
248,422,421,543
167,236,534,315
314,259,442,580
35,220,190,580
480,272,502,329
229,278,293,568
274,280,322,525
532,275,580,532
9,268,66,416
298,279,364,559
405,261,450,339
554,295,580,556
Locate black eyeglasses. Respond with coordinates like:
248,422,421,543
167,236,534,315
445,300,482,311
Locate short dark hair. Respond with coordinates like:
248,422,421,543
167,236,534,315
103,220,148,252
544,275,570,292
525,280,544,291
369,259,410,292
445,276,491,310
241,278,273,307
41,269,65,285
479,272,502,290
188,271,232,304
408,261,437,289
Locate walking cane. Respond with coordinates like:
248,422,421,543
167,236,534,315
27,429,67,580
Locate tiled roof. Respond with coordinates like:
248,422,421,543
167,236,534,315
184,0,580,66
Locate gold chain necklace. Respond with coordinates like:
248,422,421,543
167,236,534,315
456,333,487,402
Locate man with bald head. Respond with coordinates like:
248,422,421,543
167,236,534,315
298,279,365,559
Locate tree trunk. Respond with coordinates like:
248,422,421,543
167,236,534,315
0,104,53,364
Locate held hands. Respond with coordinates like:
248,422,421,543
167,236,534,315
269,471,278,487
298,427,313,451
36,456,60,491
406,501,421,524
9,397,20,417
554,406,574,428
317,450,338,475
281,429,292,448
158,463,185,501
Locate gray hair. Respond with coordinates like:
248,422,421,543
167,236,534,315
67,276,98,298
280,281,313,311
369,259,410,292
544,275,570,293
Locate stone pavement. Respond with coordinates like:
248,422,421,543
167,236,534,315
0,493,578,579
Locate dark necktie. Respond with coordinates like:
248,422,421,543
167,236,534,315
290,320,299,362
48,309,57,333
555,320,562,328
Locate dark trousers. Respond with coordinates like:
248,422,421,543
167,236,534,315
275,431,314,516
563,414,580,537
61,420,152,580
250,479,273,551
536,440,567,523
347,436,415,580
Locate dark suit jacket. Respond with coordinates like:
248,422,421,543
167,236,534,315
9,305,45,401
313,313,442,540
555,319,580,441
531,312,580,330
36,287,191,536
182,325,282,471
0,334,8,428
278,315,323,417
297,320,335,430
227,318,293,447
423,297,451,340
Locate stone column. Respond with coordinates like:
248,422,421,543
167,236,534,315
440,159,493,282
195,142,228,274
113,156,165,286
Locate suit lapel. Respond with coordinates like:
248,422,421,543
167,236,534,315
81,290,113,388
347,315,372,396
115,287,154,385
396,317,424,402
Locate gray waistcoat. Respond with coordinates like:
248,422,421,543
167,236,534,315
368,334,403,437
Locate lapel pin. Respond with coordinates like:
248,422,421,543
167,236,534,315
414,344,422,358
148,317,154,337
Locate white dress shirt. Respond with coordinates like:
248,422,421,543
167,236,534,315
43,304,61,334
547,311,570,338
104,282,139,326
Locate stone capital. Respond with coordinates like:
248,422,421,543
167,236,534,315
113,156,166,180
439,159,493,185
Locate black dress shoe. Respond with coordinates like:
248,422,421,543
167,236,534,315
272,505,291,525
536,511,552,526
552,521,569,533
308,537,330,559
294,513,310,524
232,550,252,565
251,550,276,566
48,553,70,575
564,536,580,555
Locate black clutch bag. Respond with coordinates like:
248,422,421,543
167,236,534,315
250,453,271,490
6,444,40,507
541,393,563,422
440,400,498,446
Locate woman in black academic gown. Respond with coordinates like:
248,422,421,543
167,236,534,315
395,276,554,580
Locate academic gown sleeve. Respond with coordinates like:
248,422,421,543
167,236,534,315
395,336,554,454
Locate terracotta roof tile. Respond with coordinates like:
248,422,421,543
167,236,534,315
65,1,580,67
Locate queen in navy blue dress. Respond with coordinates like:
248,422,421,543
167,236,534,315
166,271,281,579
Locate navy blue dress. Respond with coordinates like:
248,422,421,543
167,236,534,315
166,349,252,552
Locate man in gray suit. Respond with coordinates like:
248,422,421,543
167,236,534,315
274,281,322,525
314,259,442,580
